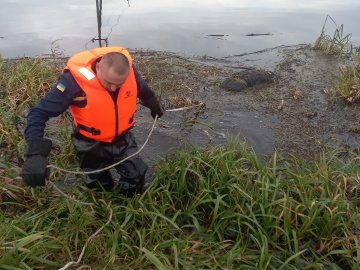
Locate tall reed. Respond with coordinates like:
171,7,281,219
314,15,353,56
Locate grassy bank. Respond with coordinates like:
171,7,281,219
313,15,360,103
0,56,359,269
0,56,63,161
1,141,360,269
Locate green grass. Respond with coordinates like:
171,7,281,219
0,55,359,269
0,56,63,161
1,141,360,269
313,16,360,102
328,54,360,102
314,15,353,56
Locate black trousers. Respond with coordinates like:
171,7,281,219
72,131,148,193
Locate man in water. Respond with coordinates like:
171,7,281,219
22,46,164,195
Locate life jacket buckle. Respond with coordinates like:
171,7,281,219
76,123,101,136
90,128,101,135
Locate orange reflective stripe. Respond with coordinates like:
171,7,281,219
67,47,137,142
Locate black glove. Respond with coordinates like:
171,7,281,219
141,96,164,119
22,137,52,187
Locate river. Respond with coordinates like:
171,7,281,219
0,0,359,58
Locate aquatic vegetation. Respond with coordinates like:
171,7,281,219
314,16,360,102
314,15,353,56
325,54,360,102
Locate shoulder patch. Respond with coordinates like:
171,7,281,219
56,82,66,92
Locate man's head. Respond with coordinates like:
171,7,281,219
96,52,130,92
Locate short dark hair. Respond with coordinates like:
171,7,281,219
100,52,129,75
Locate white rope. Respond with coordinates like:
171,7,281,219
59,207,113,270
47,115,158,175
48,181,94,206
165,103,203,112
47,104,201,269
47,103,203,176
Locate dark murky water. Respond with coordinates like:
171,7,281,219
135,105,278,165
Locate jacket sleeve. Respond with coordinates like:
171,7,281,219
133,65,156,101
24,72,83,139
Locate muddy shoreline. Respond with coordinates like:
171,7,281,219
131,47,360,162
5,47,358,165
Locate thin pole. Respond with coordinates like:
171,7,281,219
96,0,102,47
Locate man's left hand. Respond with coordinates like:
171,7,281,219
141,96,165,119
151,101,164,119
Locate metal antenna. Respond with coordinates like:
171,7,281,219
93,0,108,47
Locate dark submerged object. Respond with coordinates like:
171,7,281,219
220,70,275,91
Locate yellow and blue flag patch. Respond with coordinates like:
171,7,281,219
56,82,66,92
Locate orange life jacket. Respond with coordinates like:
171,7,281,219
66,47,137,142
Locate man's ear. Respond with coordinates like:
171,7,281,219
95,61,101,73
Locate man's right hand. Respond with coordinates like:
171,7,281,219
22,137,52,187
23,155,50,187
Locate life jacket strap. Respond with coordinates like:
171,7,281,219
76,124,101,135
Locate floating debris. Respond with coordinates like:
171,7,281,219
206,34,229,37
293,89,305,100
245,33,272,36
306,111,318,119
347,84,360,103
278,98,284,111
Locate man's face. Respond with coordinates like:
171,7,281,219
96,61,129,92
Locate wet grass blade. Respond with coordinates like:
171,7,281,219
142,247,169,270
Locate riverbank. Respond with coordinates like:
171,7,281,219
0,48,359,269
131,47,360,161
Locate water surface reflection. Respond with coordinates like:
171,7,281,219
0,0,359,58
